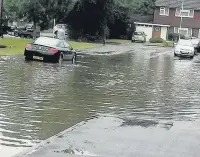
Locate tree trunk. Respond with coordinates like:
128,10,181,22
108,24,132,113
33,20,37,40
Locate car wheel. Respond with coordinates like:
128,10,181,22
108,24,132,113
174,52,177,57
190,55,194,59
27,35,31,39
59,53,64,64
72,53,77,64
21,34,25,38
14,33,18,37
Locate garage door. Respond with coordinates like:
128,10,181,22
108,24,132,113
136,25,153,41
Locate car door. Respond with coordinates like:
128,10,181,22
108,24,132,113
59,42,74,60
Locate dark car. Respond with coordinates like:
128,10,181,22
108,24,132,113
24,37,77,63
25,24,34,32
0,25,11,36
190,38,200,54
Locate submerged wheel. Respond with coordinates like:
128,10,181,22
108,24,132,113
59,53,64,64
72,53,77,64
174,52,177,57
25,55,33,61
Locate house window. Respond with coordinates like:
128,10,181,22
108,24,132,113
174,27,192,37
198,29,200,38
160,7,169,16
175,8,194,18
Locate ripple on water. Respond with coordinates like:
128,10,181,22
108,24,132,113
0,54,200,156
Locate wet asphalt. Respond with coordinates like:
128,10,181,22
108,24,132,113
0,43,200,156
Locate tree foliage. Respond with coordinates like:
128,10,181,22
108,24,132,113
4,0,156,39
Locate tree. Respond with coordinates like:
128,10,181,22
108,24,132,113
4,0,22,21
4,0,156,39
63,0,127,40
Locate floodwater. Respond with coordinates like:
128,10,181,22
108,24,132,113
1,46,200,156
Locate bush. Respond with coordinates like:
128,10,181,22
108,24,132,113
162,41,174,47
168,33,185,41
149,37,164,43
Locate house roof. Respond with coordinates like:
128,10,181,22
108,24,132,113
155,0,200,10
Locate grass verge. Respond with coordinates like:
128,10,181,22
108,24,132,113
0,38,99,56
106,39,130,44
0,38,31,55
162,41,174,47
146,41,174,47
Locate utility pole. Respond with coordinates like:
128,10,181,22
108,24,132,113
179,1,184,40
53,18,56,37
0,0,3,38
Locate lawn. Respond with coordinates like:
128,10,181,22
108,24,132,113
0,38,32,55
0,38,99,56
106,39,130,44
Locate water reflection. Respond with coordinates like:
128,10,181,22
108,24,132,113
0,51,200,156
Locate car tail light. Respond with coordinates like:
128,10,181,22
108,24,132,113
48,48,58,53
26,44,32,49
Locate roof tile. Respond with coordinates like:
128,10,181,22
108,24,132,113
155,0,200,9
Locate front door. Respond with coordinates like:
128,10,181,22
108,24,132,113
152,26,161,38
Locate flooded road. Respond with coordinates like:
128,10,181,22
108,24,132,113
1,44,200,156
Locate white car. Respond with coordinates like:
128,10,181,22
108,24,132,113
132,31,146,43
174,39,195,58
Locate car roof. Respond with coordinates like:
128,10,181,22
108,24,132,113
178,39,193,46
34,37,65,47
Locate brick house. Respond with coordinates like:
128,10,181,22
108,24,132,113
154,0,200,38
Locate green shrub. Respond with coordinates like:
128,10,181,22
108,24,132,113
168,33,185,41
149,37,164,43
162,41,174,47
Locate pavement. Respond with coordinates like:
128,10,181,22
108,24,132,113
13,116,200,157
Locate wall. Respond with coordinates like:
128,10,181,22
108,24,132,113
154,7,200,29
135,25,153,41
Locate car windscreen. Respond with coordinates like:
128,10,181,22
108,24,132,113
34,38,59,47
134,32,143,35
26,24,33,28
178,40,193,47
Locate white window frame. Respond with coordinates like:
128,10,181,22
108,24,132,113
175,8,194,18
160,7,169,16
174,27,192,37
198,29,200,38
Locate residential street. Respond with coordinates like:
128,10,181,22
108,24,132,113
2,0,200,156
0,43,197,157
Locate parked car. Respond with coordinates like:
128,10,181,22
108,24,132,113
53,24,68,35
13,24,35,38
24,37,76,63
0,25,11,36
132,31,146,43
174,39,195,58
190,38,200,54
25,24,34,32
